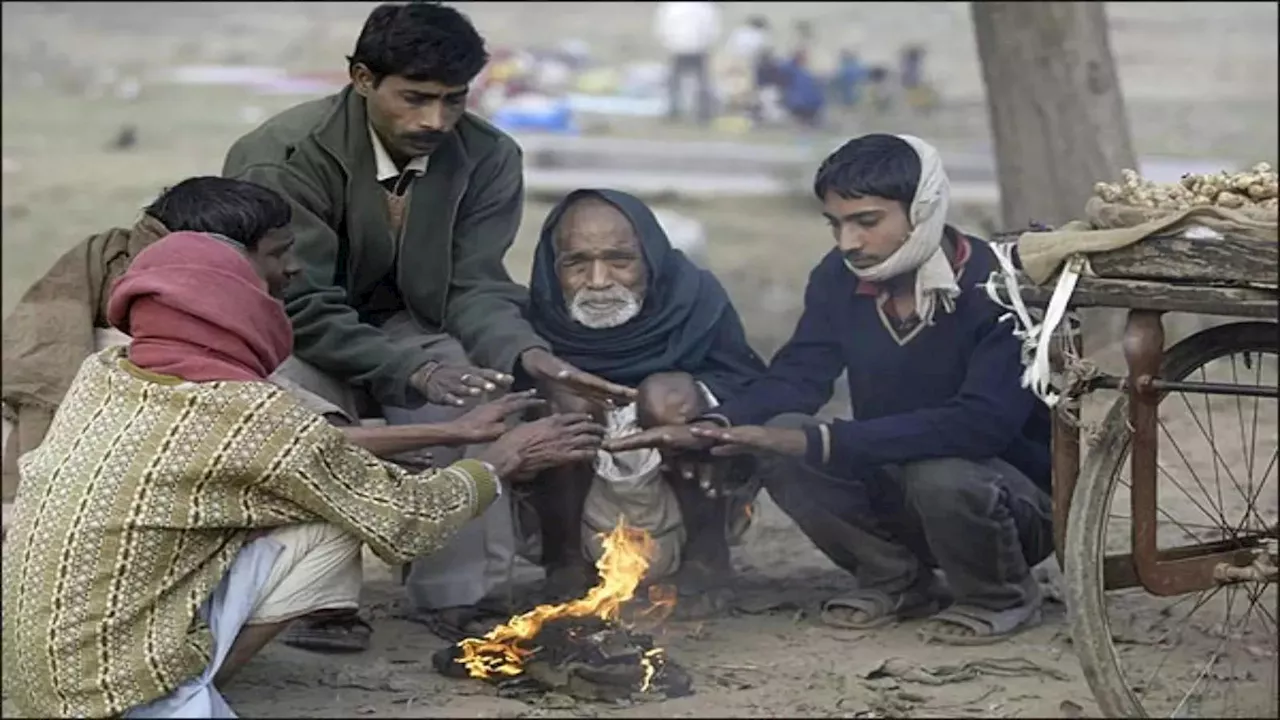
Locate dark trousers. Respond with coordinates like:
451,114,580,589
668,52,713,124
762,414,1053,611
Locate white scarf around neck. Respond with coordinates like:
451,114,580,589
845,134,959,326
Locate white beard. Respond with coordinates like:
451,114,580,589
569,287,643,329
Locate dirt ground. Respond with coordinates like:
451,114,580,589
1,3,1276,718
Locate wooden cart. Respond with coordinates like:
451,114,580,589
1011,230,1278,718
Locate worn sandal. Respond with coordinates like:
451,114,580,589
917,603,1043,646
279,611,373,654
820,588,942,630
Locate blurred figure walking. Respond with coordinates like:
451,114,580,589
722,14,772,120
900,44,940,115
654,1,721,124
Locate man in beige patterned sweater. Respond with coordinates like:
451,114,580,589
2,226,604,718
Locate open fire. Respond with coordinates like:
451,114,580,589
435,519,692,701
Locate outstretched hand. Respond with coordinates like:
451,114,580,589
479,413,606,479
453,390,547,443
411,362,514,407
520,348,636,408
688,425,809,457
601,422,716,453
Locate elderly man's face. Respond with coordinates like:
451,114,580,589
554,199,647,329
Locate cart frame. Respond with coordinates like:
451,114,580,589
1015,274,1278,595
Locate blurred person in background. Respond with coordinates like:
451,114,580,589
521,189,767,619
753,47,790,126
654,0,722,125
865,64,894,114
621,134,1053,645
721,14,772,121
790,19,815,68
899,43,940,115
223,2,634,648
770,18,824,128
1,229,604,719
777,55,827,129
831,48,869,110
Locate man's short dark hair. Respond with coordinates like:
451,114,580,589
348,2,489,87
747,15,769,30
812,134,921,212
144,177,291,250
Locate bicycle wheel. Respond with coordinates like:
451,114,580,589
1065,321,1278,718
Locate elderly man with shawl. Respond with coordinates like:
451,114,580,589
523,189,766,618
1,230,604,719
621,135,1054,644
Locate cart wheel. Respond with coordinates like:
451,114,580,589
1065,321,1278,718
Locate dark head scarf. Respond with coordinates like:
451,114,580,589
527,189,765,400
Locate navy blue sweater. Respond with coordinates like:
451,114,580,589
714,236,1052,491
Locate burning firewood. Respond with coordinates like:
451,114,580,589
433,519,694,702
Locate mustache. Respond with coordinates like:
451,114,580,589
404,130,448,146
571,287,638,305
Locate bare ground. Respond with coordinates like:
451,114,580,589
2,3,1276,718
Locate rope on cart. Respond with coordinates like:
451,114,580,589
983,242,1097,417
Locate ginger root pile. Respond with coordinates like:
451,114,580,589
1093,163,1279,213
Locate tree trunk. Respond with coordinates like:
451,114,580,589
973,1,1145,357
971,1,1137,230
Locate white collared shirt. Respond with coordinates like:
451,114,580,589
369,125,429,194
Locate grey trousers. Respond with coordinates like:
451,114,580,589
668,52,714,123
761,414,1053,612
272,311,540,611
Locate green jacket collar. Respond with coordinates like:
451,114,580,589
310,85,474,188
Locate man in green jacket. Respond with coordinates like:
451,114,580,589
223,2,634,647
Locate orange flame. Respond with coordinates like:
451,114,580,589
456,518,660,681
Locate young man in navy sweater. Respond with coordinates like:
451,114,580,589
609,133,1053,643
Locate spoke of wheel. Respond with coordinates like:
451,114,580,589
1224,584,1275,717
1220,585,1271,718
1117,434,1233,536
1233,449,1278,538
1249,584,1277,630
1225,588,1243,718
1230,353,1270,541
1223,585,1260,718
1245,354,1263,494
1172,393,1253,532
1158,417,1233,530
1230,356,1250,498
1193,366,1226,530
1230,354,1263,492
1152,454,1234,534
1137,585,1223,692
1170,586,1242,718
1108,507,1228,546
1248,584,1280,716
